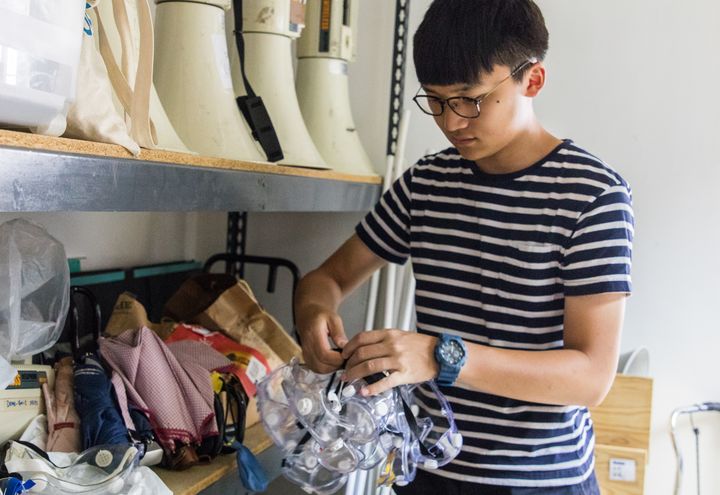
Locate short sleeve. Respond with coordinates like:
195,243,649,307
562,183,634,296
355,167,413,265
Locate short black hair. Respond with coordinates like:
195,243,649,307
413,0,549,86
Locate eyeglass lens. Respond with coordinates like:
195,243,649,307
414,96,480,118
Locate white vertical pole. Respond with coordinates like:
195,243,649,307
345,471,358,495
393,261,407,326
364,465,378,495
390,111,412,329
398,269,416,331
392,111,411,180
354,469,369,495
383,267,398,329
381,154,398,330
364,272,380,331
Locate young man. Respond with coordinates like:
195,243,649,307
294,0,633,493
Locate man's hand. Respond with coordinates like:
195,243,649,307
293,234,386,374
341,330,438,396
296,303,349,374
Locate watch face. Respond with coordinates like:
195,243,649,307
440,340,465,365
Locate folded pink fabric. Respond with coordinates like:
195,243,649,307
99,327,219,452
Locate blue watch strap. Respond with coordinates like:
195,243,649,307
434,334,467,386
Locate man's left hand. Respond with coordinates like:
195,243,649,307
341,330,438,396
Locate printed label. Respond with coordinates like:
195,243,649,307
245,356,268,384
609,458,636,482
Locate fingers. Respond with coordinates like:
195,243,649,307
306,330,345,373
360,370,403,396
341,330,387,360
298,310,346,374
340,332,439,393
343,357,395,384
303,345,344,374
327,313,349,349
344,343,388,370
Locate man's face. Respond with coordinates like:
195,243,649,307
421,65,530,163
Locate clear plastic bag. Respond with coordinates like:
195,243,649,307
0,219,70,388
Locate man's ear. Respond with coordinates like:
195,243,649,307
524,63,546,97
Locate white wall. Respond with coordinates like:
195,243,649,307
244,212,368,335
0,212,226,270
537,2,720,493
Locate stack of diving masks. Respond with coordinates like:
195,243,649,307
256,358,463,494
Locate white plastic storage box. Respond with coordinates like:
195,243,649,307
0,0,86,136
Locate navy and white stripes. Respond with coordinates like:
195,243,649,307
355,140,633,487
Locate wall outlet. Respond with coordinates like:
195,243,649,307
609,458,637,482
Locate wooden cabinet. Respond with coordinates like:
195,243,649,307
590,374,654,495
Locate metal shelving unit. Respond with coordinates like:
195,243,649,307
0,131,380,494
0,134,381,213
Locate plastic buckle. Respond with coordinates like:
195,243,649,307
236,96,284,162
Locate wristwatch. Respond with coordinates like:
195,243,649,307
434,334,467,386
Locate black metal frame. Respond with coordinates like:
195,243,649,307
204,253,300,299
386,0,411,157
226,212,249,277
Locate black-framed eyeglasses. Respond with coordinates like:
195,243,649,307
412,58,538,119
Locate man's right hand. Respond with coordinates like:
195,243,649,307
296,303,349,374
293,234,386,374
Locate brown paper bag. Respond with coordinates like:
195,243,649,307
164,274,300,361
163,274,302,427
105,291,175,339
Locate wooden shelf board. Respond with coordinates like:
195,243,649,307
152,422,273,495
0,129,382,185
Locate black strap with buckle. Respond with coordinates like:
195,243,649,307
232,0,284,162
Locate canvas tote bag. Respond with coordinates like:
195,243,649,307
64,0,157,155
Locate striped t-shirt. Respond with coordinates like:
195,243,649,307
355,140,634,488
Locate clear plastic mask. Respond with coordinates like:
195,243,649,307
257,359,462,493
3,442,139,494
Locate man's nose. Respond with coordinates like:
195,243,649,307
440,108,470,133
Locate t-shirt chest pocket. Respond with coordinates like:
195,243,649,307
502,233,563,271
